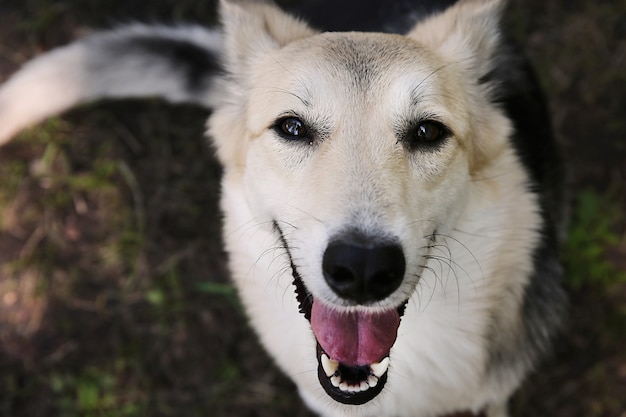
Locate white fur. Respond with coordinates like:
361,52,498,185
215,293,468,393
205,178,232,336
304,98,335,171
0,25,222,145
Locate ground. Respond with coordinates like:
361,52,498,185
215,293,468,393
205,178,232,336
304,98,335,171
0,1,625,416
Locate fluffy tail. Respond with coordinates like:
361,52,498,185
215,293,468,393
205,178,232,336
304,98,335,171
0,24,223,145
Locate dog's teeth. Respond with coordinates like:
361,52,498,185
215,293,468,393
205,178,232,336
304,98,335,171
370,357,390,378
322,353,386,393
339,381,362,392
337,379,378,393
321,353,339,377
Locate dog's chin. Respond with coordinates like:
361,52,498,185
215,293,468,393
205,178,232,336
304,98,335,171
292,270,406,405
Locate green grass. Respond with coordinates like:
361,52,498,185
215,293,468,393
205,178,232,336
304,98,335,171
50,365,147,417
0,109,261,416
564,188,626,290
0,119,146,416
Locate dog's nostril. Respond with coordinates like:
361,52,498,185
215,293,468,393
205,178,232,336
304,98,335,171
322,239,405,304
328,266,355,284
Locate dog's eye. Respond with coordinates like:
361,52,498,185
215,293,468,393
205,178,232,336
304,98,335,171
405,120,450,151
275,117,310,140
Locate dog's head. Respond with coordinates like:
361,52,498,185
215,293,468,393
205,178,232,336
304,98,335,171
209,0,511,407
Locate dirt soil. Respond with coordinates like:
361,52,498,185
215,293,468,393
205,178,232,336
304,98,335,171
0,1,625,417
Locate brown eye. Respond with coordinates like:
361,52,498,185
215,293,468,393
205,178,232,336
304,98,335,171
416,122,443,142
277,117,309,140
405,120,450,151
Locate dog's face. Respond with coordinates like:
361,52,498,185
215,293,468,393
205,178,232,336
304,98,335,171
246,31,473,301
209,0,512,410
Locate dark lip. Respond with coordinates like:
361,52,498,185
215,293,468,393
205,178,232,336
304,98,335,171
316,344,389,405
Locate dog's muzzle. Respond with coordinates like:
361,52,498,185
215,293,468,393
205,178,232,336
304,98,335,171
288,228,408,405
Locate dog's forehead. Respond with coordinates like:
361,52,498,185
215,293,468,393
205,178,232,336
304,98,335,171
247,31,457,130
255,32,445,103
298,32,432,80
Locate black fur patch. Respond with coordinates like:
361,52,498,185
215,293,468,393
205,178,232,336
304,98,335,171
483,40,568,374
100,34,222,97
280,0,458,33
129,36,222,93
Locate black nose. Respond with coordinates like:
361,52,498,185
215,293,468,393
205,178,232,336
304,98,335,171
322,237,405,304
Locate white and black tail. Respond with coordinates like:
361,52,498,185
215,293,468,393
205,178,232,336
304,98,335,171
0,24,223,145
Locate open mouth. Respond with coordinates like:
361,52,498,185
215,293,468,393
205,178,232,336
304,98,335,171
292,269,406,405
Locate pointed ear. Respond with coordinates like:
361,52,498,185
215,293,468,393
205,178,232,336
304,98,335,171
218,0,318,72
407,0,504,77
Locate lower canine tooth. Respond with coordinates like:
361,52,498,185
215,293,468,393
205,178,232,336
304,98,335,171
330,375,341,388
370,357,390,378
368,375,379,388
321,353,339,377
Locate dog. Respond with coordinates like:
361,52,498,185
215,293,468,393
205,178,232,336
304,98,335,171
0,0,567,415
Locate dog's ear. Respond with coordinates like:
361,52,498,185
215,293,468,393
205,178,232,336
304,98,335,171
219,0,317,73
407,0,509,173
407,0,504,79
208,1,317,167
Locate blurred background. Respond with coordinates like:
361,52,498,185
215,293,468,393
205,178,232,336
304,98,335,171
0,1,624,416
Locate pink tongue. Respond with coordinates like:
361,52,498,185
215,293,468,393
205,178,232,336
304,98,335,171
311,300,400,366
